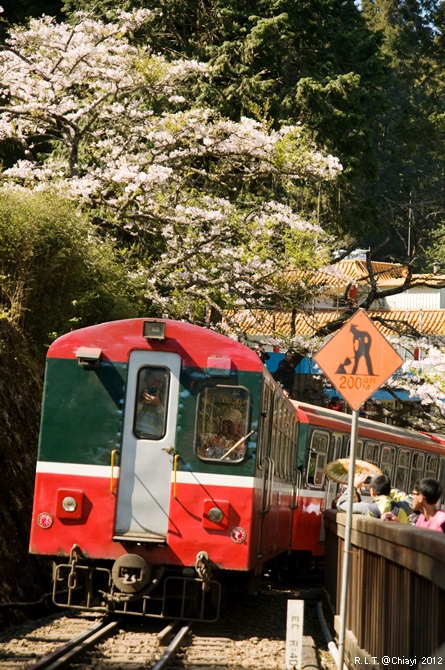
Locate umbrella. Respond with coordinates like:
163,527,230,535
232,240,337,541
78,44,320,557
324,458,382,484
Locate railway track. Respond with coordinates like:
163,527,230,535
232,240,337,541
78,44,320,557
0,581,337,670
0,613,189,670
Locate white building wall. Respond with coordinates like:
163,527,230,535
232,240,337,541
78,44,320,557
385,287,445,310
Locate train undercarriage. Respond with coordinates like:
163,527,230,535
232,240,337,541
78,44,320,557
52,544,222,622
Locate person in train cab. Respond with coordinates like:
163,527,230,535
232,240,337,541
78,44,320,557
274,349,298,396
135,369,166,438
410,478,445,532
201,409,245,460
325,395,343,411
336,472,412,522
219,409,245,459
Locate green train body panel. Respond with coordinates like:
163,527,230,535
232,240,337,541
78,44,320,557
38,357,263,476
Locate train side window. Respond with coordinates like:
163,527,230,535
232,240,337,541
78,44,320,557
425,454,439,479
134,366,170,440
195,386,251,462
257,382,274,467
363,441,380,465
381,445,396,479
307,430,329,488
410,452,425,490
347,438,363,459
438,458,445,507
272,400,295,479
272,402,283,476
331,434,342,462
394,449,411,492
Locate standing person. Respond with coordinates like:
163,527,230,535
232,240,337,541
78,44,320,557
411,478,445,532
274,349,297,396
336,472,412,522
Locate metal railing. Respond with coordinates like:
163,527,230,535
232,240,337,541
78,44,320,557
324,510,445,669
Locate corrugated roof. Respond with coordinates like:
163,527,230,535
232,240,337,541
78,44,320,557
225,309,445,338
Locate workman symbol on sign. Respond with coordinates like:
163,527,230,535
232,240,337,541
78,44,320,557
336,324,375,376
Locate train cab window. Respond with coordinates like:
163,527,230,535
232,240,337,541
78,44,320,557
195,386,250,462
425,454,439,479
307,430,329,488
394,449,411,492
134,366,170,439
381,445,396,479
410,452,425,490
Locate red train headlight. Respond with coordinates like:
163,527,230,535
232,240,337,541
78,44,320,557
202,499,230,529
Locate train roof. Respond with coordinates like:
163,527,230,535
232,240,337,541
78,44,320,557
291,401,445,453
47,318,263,372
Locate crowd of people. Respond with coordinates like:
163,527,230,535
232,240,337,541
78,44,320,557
335,472,445,532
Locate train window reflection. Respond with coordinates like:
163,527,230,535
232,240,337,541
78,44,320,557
134,366,169,440
196,386,251,462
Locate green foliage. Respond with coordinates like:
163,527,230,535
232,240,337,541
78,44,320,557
358,0,445,265
0,189,145,357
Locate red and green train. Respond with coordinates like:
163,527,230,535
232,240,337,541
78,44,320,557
29,318,445,620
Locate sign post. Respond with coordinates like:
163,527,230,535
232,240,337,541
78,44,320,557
314,309,403,670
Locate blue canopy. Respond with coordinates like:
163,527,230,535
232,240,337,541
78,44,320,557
266,354,416,403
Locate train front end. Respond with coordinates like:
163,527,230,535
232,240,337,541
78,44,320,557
29,318,268,621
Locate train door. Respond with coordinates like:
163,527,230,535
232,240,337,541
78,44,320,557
114,350,181,541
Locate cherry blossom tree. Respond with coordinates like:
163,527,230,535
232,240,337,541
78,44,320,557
0,10,341,322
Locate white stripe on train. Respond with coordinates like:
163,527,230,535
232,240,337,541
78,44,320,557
35,461,326,497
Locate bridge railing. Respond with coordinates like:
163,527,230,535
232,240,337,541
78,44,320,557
324,510,445,668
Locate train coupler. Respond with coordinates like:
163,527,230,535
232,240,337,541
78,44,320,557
195,551,212,591
67,544,84,590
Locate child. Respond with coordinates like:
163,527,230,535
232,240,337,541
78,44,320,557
411,478,445,532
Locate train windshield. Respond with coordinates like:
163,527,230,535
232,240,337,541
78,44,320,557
195,385,251,462
133,366,170,439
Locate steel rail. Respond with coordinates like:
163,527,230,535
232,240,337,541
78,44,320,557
151,624,191,670
25,618,121,670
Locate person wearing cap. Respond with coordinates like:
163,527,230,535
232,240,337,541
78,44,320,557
336,472,412,522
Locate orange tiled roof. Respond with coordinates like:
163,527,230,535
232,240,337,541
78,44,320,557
287,260,445,291
309,260,407,287
225,309,445,338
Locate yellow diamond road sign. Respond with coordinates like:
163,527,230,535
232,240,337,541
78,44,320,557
314,309,403,411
